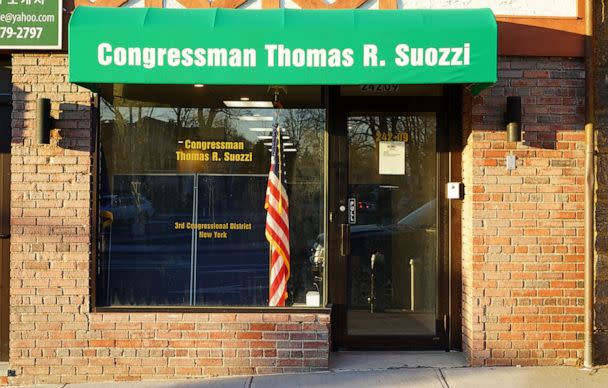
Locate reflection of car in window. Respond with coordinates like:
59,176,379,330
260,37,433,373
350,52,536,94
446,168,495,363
346,199,437,250
357,200,376,212
346,200,436,256
308,199,437,277
309,199,437,311
309,199,436,251
100,195,155,223
347,199,437,312
396,199,436,229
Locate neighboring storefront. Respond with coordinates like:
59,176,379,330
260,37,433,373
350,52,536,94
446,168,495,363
0,0,598,386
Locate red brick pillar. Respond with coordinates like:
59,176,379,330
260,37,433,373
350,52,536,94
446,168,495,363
9,53,93,385
462,56,586,366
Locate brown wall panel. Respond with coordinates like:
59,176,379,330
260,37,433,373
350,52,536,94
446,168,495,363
498,21,585,57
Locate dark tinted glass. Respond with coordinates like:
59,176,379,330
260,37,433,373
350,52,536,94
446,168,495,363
194,175,268,306
346,112,438,336
98,175,194,306
97,86,325,307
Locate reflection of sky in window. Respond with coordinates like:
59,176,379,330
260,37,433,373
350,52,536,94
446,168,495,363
100,103,282,144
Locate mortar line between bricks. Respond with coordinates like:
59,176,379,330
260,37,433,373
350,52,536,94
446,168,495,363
437,368,450,388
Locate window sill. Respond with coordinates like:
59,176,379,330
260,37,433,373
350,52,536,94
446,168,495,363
93,305,332,314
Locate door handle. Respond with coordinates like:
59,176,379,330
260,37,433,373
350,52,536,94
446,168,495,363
368,253,377,313
0,233,9,239
340,224,350,256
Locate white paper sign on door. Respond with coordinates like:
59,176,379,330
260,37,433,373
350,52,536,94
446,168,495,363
379,141,405,175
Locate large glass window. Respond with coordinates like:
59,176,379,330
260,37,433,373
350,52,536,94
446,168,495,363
97,85,325,307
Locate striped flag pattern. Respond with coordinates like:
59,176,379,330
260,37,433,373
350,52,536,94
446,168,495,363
265,122,290,307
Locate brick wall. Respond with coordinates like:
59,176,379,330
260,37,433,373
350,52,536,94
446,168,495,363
7,53,590,383
462,56,586,366
9,53,94,385
11,312,328,385
461,83,475,360
8,53,330,385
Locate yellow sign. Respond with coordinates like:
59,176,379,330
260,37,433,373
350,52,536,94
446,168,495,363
374,132,408,142
174,221,253,239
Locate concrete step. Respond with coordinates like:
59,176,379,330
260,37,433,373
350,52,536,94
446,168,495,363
330,350,468,371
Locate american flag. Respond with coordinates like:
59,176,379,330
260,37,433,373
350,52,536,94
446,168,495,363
265,122,290,307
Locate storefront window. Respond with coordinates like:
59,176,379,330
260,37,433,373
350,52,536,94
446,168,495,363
96,85,325,307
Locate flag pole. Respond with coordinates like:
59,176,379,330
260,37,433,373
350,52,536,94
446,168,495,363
265,87,286,306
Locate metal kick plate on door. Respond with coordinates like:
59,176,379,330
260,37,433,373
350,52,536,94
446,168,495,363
348,198,356,224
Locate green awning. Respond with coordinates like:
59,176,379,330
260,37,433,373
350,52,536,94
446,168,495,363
69,7,497,91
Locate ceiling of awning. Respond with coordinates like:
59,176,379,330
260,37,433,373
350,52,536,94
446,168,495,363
69,7,497,93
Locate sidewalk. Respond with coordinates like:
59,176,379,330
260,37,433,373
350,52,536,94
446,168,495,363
14,352,608,388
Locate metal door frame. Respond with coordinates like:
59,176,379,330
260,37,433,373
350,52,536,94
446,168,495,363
0,55,12,362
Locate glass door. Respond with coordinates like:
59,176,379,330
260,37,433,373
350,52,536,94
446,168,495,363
347,112,438,338
330,94,449,349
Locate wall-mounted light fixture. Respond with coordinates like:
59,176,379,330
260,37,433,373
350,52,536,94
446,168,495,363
506,96,522,142
35,98,54,145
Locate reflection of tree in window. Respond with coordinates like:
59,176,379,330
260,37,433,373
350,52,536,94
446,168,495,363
348,113,436,222
281,109,325,304
98,95,326,307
